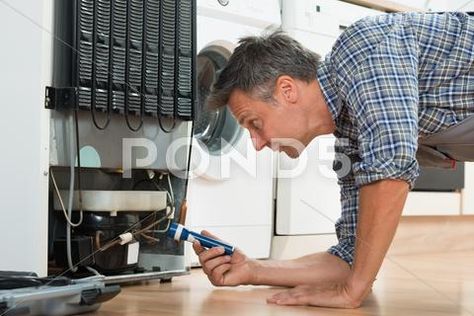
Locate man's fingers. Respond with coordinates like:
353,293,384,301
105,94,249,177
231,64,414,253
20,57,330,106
198,246,225,263
267,291,290,304
210,263,232,285
268,290,286,303
204,255,231,273
201,230,222,241
192,241,204,255
267,288,309,306
273,296,303,306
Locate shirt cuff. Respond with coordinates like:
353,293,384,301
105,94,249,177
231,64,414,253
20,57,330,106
353,159,419,189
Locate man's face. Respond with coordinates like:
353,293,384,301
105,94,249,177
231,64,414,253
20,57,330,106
227,89,311,158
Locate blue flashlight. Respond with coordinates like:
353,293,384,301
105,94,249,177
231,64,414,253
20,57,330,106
167,222,235,256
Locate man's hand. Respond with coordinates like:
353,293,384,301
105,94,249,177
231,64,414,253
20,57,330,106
266,276,371,308
192,230,255,286
268,179,408,308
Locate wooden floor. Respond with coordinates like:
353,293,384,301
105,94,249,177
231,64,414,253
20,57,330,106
86,250,474,316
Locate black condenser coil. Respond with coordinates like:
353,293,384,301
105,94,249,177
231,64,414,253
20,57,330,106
46,0,196,124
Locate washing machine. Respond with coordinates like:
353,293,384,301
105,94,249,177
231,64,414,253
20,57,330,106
185,0,281,264
276,0,382,236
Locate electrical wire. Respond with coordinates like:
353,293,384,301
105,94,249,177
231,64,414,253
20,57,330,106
133,206,173,236
139,233,160,244
62,110,86,273
152,173,175,217
147,173,175,233
85,266,102,276
50,169,83,227
94,231,104,250
67,114,79,273
73,109,84,214
166,173,175,205
149,217,172,233
98,206,173,252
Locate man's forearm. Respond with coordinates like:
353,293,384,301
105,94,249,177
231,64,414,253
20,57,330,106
247,179,407,292
249,251,351,287
348,179,409,300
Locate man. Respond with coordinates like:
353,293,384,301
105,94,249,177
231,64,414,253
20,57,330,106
192,12,474,308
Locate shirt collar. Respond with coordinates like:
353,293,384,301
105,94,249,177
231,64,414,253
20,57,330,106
316,57,342,122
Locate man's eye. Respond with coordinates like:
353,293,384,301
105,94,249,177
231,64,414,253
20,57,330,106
251,120,262,130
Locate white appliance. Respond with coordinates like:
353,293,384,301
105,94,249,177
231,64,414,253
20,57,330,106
0,0,52,276
276,0,382,235
185,0,281,264
0,0,195,278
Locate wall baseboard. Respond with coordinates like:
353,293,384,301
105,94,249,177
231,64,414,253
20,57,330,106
271,216,474,260
389,215,474,256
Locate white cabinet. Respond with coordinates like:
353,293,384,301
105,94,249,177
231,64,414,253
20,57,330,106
282,0,382,56
403,163,474,216
403,192,462,216
276,136,340,235
462,162,474,215
0,0,51,276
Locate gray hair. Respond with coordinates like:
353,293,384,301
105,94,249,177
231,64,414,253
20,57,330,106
206,31,321,109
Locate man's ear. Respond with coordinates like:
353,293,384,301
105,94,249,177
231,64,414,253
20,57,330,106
275,75,298,104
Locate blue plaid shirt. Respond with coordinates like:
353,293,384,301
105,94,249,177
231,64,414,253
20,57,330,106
316,12,474,265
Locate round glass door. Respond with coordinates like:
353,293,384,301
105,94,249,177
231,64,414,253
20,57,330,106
194,45,242,156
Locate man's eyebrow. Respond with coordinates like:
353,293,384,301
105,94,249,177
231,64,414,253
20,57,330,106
238,113,251,125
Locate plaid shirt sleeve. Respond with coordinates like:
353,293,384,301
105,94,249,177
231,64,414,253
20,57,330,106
327,170,358,265
343,22,420,188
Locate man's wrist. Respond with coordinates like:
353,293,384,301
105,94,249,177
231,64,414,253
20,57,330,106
246,259,262,285
346,272,374,303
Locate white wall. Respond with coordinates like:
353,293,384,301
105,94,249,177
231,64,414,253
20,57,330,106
390,0,474,11
445,0,474,11
0,0,51,276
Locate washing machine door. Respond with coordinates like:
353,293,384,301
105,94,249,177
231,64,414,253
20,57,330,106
192,44,243,180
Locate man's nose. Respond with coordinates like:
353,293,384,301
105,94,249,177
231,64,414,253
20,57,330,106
249,131,266,151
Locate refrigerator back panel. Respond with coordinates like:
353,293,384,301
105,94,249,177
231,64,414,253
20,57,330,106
48,0,196,122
